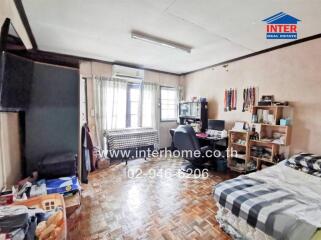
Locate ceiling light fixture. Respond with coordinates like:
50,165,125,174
131,31,192,53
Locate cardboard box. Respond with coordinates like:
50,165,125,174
97,158,110,169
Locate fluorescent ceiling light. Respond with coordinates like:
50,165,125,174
131,31,192,53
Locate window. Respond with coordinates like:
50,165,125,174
160,86,178,121
126,83,141,128
80,78,88,125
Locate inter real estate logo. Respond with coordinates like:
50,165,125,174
262,12,301,39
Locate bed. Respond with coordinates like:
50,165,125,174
213,154,321,240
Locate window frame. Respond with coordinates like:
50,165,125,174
160,86,178,122
126,83,142,128
80,77,88,124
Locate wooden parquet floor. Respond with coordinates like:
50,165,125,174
68,157,233,240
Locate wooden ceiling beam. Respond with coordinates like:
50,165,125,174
0,18,10,51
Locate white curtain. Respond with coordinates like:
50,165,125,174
142,82,159,130
177,86,183,123
94,77,127,148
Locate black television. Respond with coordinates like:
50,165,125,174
0,51,33,111
208,119,225,131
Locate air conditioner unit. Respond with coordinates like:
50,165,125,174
112,65,144,81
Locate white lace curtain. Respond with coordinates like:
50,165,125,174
94,77,127,148
94,77,164,148
142,82,159,129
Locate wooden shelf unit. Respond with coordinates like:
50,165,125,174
228,130,255,173
260,124,291,145
231,142,247,148
251,105,288,125
250,156,274,163
227,105,292,172
250,105,292,170
249,139,279,167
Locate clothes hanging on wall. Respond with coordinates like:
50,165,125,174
224,88,237,112
86,125,96,171
224,89,227,111
242,87,256,112
233,89,237,110
81,124,94,183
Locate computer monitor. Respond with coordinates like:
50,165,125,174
208,119,225,131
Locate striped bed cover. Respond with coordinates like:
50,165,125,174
214,175,319,240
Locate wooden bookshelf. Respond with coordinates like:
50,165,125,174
227,130,255,173
231,142,247,147
250,105,292,170
251,105,288,125
227,105,292,172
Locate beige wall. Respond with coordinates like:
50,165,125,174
0,113,21,189
0,0,32,49
79,61,182,148
183,38,321,154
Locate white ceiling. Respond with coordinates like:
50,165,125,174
22,0,321,74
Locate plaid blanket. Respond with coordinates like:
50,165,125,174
286,161,321,178
287,153,321,171
106,127,159,150
214,176,318,240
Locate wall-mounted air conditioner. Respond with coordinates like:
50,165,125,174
112,65,144,81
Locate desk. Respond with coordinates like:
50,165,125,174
170,128,228,171
170,128,227,151
196,134,228,150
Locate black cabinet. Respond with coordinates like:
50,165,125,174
0,52,33,111
0,51,79,175
25,62,79,174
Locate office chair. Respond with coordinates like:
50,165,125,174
173,125,210,172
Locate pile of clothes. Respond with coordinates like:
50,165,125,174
0,205,36,240
0,205,63,240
